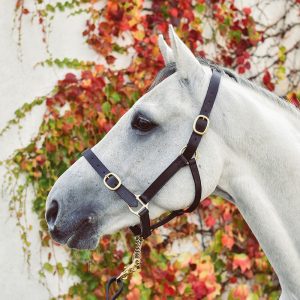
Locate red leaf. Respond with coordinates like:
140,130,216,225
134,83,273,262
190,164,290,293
64,73,77,84
263,70,275,91
106,55,116,64
229,276,237,283
244,61,251,70
223,210,232,222
238,66,245,74
36,155,46,166
263,70,271,85
201,198,211,208
192,281,208,299
169,8,178,17
237,56,245,65
243,7,252,15
205,215,216,228
243,51,250,59
164,283,176,296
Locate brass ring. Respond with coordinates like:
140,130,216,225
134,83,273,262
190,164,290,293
179,146,199,160
103,172,122,191
193,115,210,135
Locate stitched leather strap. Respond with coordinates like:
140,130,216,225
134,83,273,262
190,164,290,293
184,158,202,213
140,154,189,204
83,149,139,208
183,70,221,160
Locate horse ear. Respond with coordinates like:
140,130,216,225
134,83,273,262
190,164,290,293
158,34,174,65
168,25,202,80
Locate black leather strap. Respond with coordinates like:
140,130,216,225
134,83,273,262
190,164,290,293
184,158,202,213
138,207,151,238
183,70,221,160
105,277,124,300
83,149,139,208
140,154,189,204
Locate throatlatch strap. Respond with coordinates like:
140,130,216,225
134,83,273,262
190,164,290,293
184,158,202,213
83,149,139,208
183,70,221,160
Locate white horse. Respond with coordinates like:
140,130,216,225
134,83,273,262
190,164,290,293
45,25,300,299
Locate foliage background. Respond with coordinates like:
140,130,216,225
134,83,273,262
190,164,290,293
1,0,300,299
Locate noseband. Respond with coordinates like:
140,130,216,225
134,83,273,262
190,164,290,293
83,69,221,298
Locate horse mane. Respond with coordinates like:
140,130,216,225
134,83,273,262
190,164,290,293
150,57,299,117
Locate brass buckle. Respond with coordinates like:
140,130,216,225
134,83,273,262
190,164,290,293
128,195,149,216
103,172,122,191
180,146,199,160
193,115,210,135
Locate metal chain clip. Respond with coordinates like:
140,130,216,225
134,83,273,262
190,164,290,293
117,235,143,280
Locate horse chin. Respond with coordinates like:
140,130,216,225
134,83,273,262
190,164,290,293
66,234,99,250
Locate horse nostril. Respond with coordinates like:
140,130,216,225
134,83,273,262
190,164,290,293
46,200,59,228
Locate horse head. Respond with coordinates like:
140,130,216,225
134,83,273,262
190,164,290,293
45,25,224,249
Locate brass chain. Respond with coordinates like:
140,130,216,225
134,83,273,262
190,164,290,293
117,236,143,280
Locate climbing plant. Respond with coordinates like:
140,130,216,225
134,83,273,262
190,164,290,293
3,0,300,299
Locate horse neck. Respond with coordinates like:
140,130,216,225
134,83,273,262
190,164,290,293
214,77,300,299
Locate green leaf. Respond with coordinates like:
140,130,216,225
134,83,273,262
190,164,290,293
102,101,111,116
248,293,259,300
211,229,223,253
43,262,54,273
195,4,205,13
278,45,286,62
104,84,113,97
56,262,65,276
214,258,225,271
45,4,55,12
78,250,91,261
229,30,242,41
111,92,121,103
269,291,281,300
140,286,152,300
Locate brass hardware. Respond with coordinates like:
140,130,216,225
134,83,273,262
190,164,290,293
128,195,149,216
103,172,122,191
117,236,143,280
193,115,209,135
179,146,199,160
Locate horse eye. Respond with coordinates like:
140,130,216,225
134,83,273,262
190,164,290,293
131,114,156,132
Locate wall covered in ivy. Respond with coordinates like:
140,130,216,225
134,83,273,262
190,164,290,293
1,0,299,299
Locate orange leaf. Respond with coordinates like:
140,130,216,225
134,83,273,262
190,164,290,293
126,287,140,300
233,284,249,300
221,233,234,250
232,254,251,273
